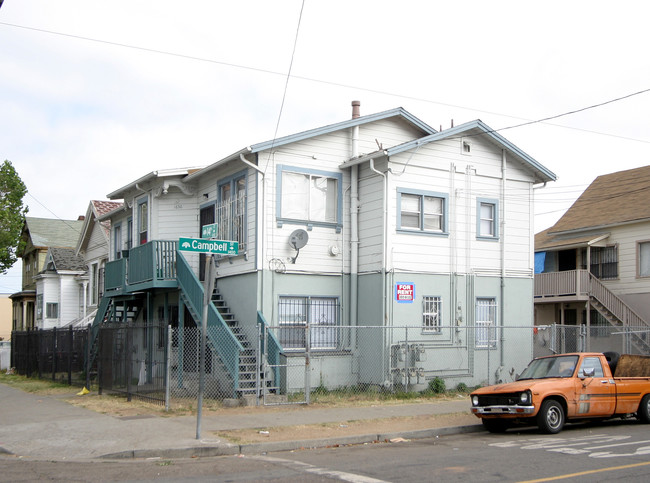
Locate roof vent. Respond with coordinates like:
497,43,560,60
351,100,361,119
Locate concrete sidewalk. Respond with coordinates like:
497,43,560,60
0,383,482,461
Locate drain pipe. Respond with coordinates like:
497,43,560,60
500,149,506,368
350,133,360,347
369,158,388,380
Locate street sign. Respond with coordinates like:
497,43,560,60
201,223,218,239
179,237,238,255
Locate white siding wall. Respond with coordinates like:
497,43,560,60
601,221,650,295
156,192,198,240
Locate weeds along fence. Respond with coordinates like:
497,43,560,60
10,322,650,407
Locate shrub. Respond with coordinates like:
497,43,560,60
428,377,446,394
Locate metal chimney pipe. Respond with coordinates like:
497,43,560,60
352,100,361,119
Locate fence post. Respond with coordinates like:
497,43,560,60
86,324,91,390
256,322,261,405
126,325,132,402
68,326,73,385
305,323,310,405
97,327,103,396
52,327,57,381
34,328,39,379
165,325,171,412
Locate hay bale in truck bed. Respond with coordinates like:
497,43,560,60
614,354,650,377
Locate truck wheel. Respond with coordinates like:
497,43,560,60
482,419,509,433
537,400,565,434
637,394,650,423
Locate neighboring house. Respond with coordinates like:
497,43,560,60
75,200,123,327
10,217,84,331
0,293,11,341
34,247,86,329
97,102,556,397
534,165,650,354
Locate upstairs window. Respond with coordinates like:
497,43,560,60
138,198,148,245
638,241,650,278
591,245,618,280
397,189,448,235
46,302,59,319
217,172,247,250
277,165,342,229
113,223,122,259
477,198,499,240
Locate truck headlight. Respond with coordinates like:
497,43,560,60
519,391,531,404
472,395,479,406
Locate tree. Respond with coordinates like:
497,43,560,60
0,160,28,274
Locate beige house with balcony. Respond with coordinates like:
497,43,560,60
534,165,650,354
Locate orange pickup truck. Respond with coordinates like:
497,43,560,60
470,352,650,434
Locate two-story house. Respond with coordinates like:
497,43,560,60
534,165,650,354
97,102,556,399
10,217,84,331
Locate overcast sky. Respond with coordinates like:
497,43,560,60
1,1,649,293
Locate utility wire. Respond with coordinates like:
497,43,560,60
2,20,650,145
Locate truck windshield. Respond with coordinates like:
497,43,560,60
518,355,579,379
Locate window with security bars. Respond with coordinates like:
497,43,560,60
590,245,618,280
278,296,339,350
422,296,442,333
217,174,247,252
476,297,497,348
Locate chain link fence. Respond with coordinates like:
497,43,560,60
10,322,650,408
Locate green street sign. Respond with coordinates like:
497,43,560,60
179,237,238,255
201,223,218,239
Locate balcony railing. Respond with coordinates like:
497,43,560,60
104,240,177,295
534,269,590,299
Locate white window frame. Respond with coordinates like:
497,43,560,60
397,189,448,235
638,240,650,278
476,297,498,349
422,296,442,333
276,165,342,231
217,170,247,251
46,302,59,319
476,198,499,240
137,197,148,246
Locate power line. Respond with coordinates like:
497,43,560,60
2,20,650,145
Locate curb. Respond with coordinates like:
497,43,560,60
100,424,484,459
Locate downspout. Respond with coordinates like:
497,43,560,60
369,158,388,380
500,149,506,367
350,128,359,348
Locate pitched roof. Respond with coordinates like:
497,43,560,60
547,165,650,235
185,107,437,182
43,247,86,272
23,217,84,249
340,119,557,183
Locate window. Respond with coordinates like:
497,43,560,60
591,245,618,280
46,302,59,319
477,199,499,239
461,138,472,155
36,294,43,320
114,223,122,259
91,263,99,306
217,172,247,250
476,297,497,348
422,296,442,333
126,217,133,251
639,241,650,278
138,198,148,245
277,165,342,228
278,296,339,350
397,189,448,234
578,356,605,378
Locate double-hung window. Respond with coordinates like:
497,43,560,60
278,296,339,350
422,296,442,333
138,197,148,245
397,189,448,234
217,172,247,251
476,297,497,349
638,241,650,278
477,198,499,239
277,165,342,230
46,302,59,319
113,223,122,259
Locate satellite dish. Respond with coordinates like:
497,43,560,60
289,229,309,250
288,229,308,263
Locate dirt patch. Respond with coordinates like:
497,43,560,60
213,412,479,444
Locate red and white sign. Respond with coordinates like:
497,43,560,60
395,283,415,303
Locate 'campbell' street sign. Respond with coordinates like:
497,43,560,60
179,237,238,255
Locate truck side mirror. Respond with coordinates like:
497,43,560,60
580,367,595,379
